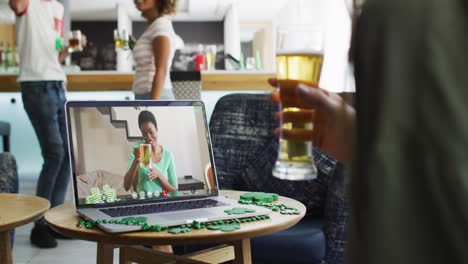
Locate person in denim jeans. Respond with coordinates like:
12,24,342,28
21,81,70,209
21,82,72,248
10,0,86,248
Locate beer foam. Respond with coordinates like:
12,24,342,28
277,49,324,56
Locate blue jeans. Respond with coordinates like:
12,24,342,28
134,89,175,100
21,81,70,224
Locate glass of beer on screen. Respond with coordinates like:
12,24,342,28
272,25,324,181
67,30,83,53
139,143,152,168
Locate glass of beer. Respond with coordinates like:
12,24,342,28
205,45,217,71
67,30,82,53
139,143,152,168
113,29,129,50
272,24,325,181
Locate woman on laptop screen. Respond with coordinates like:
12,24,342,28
124,110,178,195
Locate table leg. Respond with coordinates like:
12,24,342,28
231,239,252,264
119,246,132,264
0,230,12,264
97,243,114,264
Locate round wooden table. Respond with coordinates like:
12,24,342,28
0,193,50,264
45,190,306,264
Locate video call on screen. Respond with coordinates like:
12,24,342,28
68,105,216,206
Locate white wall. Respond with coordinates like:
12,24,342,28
70,106,211,182
72,107,132,177
0,3,14,24
223,2,241,70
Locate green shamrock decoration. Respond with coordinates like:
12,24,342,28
168,227,192,234
240,192,279,203
85,188,104,204
85,185,122,204
121,216,148,225
224,207,256,215
207,223,241,232
102,184,120,202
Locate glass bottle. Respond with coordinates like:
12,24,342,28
0,41,4,68
13,45,19,67
5,43,12,68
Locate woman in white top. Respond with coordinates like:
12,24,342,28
133,0,180,100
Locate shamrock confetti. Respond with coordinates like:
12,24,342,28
240,192,279,203
168,227,192,234
207,223,241,232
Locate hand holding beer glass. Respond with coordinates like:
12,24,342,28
272,25,325,181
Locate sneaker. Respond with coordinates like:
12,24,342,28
47,225,73,239
30,224,57,248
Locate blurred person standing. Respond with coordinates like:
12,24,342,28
272,0,468,263
132,0,182,100
9,0,86,248
348,0,468,263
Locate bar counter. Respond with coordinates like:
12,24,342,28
0,71,276,92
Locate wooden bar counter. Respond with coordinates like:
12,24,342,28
0,71,276,92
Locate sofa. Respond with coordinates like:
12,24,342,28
208,94,348,264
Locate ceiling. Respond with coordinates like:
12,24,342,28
71,0,288,22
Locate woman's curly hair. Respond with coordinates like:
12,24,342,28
157,0,178,16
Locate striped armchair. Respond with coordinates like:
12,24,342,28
209,93,348,264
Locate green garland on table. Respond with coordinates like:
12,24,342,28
76,215,270,233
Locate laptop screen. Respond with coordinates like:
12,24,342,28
65,101,218,208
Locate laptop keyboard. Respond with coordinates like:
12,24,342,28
100,199,227,217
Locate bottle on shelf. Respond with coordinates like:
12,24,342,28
237,52,245,70
255,50,262,70
13,44,20,67
194,44,206,71
0,41,4,68
5,43,13,68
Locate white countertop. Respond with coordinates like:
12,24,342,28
200,70,275,75
0,70,275,76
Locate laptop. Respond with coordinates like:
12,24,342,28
65,100,270,233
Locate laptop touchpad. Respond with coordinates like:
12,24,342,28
160,210,214,220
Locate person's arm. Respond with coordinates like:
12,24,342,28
148,168,177,192
158,172,178,192
9,0,28,15
129,35,137,51
149,36,170,100
58,47,69,63
123,147,140,191
167,155,178,189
